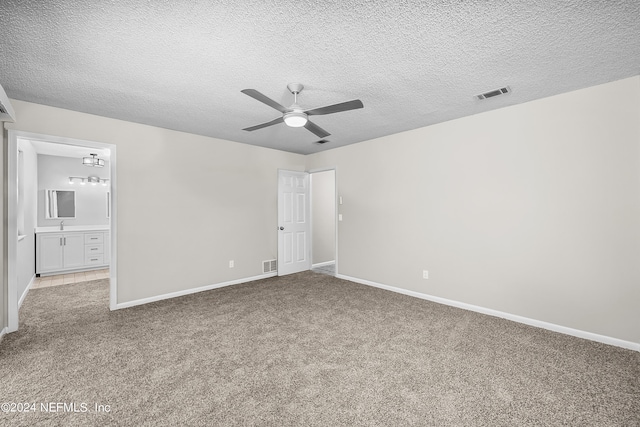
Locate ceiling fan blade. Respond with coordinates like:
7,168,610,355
242,117,284,132
304,120,331,138
241,89,289,113
305,99,364,116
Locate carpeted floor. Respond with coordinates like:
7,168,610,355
1,272,638,426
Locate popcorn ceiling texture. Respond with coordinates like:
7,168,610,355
0,0,639,154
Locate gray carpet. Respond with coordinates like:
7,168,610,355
1,272,638,426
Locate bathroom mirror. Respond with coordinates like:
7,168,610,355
45,189,76,219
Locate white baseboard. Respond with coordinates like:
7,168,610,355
312,260,335,268
114,272,278,310
0,327,7,343
18,274,36,309
336,274,640,352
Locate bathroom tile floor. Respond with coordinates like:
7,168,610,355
311,263,336,276
31,269,110,289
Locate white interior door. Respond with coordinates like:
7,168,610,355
278,170,311,276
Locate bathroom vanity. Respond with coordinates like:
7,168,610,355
35,226,110,276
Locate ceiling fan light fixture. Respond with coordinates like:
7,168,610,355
283,111,308,127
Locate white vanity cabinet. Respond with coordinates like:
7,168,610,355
38,233,84,271
36,227,110,275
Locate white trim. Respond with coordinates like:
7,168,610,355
0,327,8,343
312,260,335,268
18,275,36,308
336,274,640,352
334,167,338,276
108,144,117,311
7,130,19,332
114,272,277,310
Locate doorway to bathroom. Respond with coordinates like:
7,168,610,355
7,130,117,333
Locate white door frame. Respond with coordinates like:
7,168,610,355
7,130,118,332
308,167,338,276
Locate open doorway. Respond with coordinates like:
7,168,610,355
310,169,336,276
7,130,117,333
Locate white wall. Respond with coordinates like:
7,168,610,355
307,76,640,344
311,170,335,264
5,100,305,304
37,154,110,227
16,140,37,302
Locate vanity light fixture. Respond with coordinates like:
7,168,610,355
69,176,109,186
82,153,105,167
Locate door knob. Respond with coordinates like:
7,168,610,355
279,227,284,230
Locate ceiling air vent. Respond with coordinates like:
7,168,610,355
476,86,511,100
315,139,329,144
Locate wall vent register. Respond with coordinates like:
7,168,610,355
263,259,277,274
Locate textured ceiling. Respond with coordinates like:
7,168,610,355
1,1,639,155
28,140,110,160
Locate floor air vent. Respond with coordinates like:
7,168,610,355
263,259,277,273
476,86,511,100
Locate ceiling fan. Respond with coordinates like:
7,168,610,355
241,83,364,138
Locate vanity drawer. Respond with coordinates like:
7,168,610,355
85,233,104,244
85,254,104,265
85,244,104,255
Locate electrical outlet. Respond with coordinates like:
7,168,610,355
229,260,234,268
422,270,428,279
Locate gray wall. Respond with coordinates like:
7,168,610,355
37,154,110,227
16,139,37,302
307,76,640,344
311,170,335,264
6,101,305,304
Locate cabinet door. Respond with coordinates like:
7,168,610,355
38,234,64,273
63,234,85,269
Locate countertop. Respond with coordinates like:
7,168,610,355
35,225,110,233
